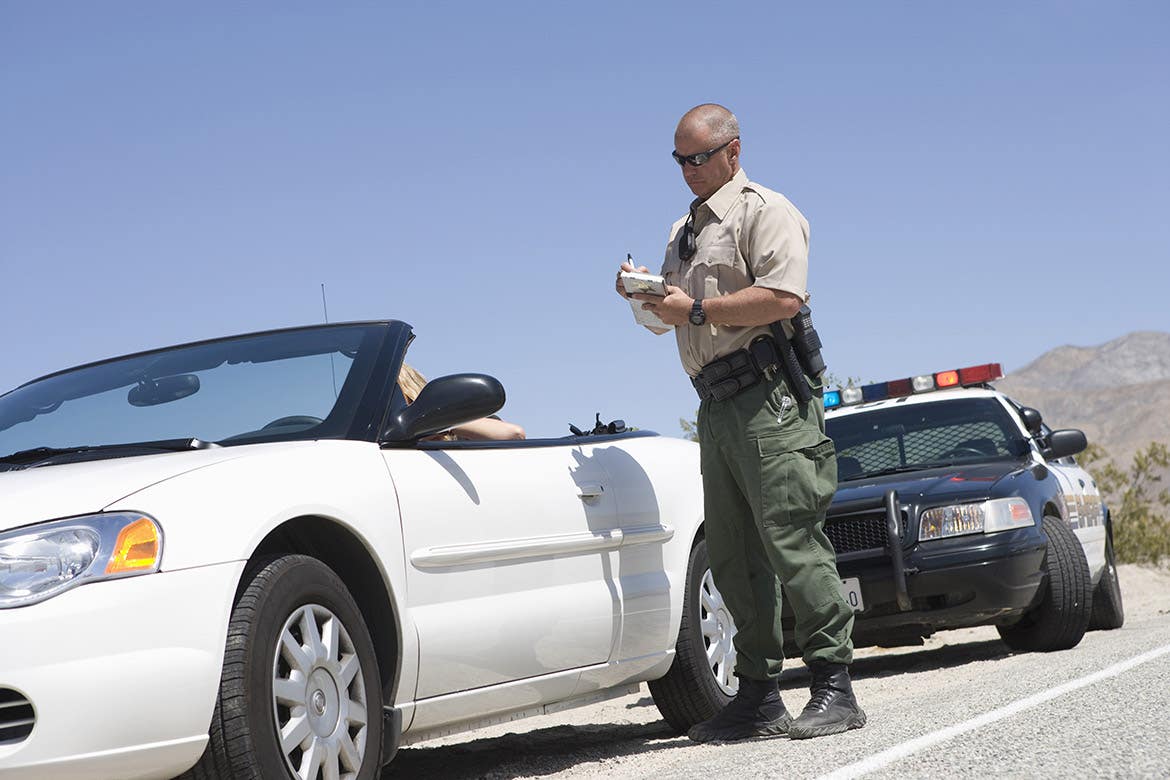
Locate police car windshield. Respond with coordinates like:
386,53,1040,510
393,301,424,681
827,397,1029,481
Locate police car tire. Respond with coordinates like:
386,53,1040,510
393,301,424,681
997,515,1092,653
648,537,734,733
1088,530,1125,631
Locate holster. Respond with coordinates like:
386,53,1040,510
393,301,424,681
767,323,814,405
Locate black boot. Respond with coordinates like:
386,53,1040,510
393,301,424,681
687,676,792,743
788,662,866,739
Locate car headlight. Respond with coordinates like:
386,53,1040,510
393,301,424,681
919,498,1034,541
0,512,162,609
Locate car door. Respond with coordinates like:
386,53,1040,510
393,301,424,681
384,440,621,702
1048,449,1106,577
1033,422,1106,578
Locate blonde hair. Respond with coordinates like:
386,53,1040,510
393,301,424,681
398,363,427,404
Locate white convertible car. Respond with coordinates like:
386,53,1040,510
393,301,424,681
0,321,730,780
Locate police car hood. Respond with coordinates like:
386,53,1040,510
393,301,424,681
832,460,1023,506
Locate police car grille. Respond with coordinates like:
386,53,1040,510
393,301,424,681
825,511,907,555
0,688,34,745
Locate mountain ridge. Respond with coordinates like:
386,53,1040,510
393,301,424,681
995,330,1170,477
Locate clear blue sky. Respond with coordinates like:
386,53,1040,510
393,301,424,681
2,3,1167,439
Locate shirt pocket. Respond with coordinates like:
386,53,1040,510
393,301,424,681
695,242,751,299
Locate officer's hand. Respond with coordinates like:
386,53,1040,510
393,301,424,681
614,261,650,299
638,284,692,326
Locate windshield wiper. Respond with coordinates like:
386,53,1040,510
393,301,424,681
855,463,946,480
0,438,219,467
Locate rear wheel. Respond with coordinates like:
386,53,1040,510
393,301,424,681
998,515,1092,652
649,537,736,733
1088,530,1125,630
180,555,383,779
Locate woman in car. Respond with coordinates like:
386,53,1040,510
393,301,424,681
399,363,526,441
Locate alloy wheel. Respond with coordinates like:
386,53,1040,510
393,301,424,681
699,568,738,695
272,603,369,780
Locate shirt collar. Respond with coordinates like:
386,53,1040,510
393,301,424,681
700,168,749,221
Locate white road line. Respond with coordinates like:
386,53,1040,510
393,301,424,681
817,641,1170,780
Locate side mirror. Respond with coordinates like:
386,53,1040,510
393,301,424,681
382,373,505,443
1018,407,1043,436
1044,428,1087,460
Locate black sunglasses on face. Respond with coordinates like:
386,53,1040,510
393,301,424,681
671,137,737,167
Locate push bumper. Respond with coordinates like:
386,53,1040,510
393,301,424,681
0,561,245,780
843,530,1046,642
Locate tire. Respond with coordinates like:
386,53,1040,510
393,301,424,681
649,537,735,733
997,515,1092,653
179,555,383,779
1088,529,1125,630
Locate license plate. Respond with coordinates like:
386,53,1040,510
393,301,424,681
839,577,864,613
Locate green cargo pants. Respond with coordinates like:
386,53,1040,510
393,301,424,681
697,372,854,681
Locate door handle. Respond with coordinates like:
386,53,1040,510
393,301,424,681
577,483,605,500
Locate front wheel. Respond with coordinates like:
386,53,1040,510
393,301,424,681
649,537,736,733
997,515,1092,653
180,555,383,779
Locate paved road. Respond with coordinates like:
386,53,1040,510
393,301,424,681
384,566,1170,779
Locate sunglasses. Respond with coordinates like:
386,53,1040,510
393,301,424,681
671,137,737,167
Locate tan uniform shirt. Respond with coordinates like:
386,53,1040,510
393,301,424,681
661,168,811,377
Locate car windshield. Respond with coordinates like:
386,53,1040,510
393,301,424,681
0,324,385,464
826,397,1029,480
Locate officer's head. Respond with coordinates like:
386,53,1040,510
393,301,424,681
673,104,741,200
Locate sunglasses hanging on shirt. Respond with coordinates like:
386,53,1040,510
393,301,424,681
678,204,699,262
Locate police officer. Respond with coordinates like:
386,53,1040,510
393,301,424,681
616,103,865,741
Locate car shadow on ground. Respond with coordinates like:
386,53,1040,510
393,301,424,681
383,640,1012,778
382,712,683,779
775,637,1013,692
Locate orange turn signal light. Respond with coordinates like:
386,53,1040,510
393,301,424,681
105,517,161,574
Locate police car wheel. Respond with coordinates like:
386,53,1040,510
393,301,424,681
648,537,736,733
1088,529,1125,630
997,515,1092,653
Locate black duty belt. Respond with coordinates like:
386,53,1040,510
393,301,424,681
692,336,823,403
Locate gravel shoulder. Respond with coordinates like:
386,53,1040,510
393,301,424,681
384,564,1170,779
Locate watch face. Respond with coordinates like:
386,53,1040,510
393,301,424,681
690,302,705,325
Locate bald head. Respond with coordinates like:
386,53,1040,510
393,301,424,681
676,104,740,147
673,103,741,199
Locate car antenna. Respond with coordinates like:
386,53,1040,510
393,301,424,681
322,283,338,398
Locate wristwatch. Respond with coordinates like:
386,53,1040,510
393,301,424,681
689,298,707,326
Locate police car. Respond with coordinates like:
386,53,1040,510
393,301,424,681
789,363,1124,654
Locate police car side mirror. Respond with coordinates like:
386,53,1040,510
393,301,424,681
1044,428,1087,460
1019,407,1043,436
381,373,506,443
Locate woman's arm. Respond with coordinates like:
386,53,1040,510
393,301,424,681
450,417,526,441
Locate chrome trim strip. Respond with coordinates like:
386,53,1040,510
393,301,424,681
621,523,674,547
410,524,675,569
411,529,623,569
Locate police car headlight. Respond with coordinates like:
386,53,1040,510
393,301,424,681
919,498,1034,541
0,513,162,609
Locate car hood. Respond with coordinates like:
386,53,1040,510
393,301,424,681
0,446,273,533
832,460,1025,507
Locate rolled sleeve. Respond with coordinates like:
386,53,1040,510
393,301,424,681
745,199,810,302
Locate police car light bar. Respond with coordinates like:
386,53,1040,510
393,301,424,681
824,363,1003,409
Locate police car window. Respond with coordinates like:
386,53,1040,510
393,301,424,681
827,398,1029,478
